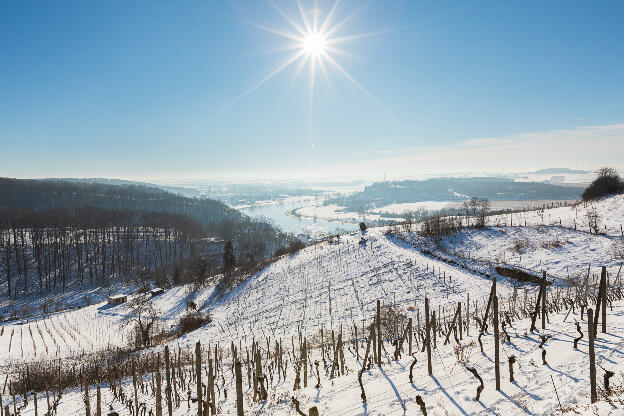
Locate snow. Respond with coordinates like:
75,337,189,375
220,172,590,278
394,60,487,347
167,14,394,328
439,226,623,284
370,201,456,215
2,194,624,415
487,194,624,237
293,204,382,222
9,299,624,415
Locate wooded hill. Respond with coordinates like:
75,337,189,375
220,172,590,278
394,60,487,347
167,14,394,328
328,177,585,212
0,179,289,302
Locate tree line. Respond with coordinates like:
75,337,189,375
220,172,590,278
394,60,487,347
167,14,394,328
0,206,215,299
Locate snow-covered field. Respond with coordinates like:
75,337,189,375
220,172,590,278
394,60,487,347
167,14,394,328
0,306,128,365
293,204,390,223
2,194,624,415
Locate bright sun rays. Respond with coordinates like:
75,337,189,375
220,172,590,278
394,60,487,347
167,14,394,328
215,0,391,120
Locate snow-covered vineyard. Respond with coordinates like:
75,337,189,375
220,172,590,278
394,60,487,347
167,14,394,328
1,195,623,415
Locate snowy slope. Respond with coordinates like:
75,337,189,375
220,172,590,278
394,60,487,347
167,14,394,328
439,226,623,283
487,194,624,237
0,228,518,365
2,194,624,415
9,299,624,415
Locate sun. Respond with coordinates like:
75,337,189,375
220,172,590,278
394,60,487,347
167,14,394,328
215,1,392,120
302,32,327,57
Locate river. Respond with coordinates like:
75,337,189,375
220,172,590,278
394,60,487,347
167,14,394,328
237,198,358,238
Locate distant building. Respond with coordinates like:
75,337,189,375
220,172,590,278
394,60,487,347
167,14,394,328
549,176,565,184
151,288,164,297
108,295,127,305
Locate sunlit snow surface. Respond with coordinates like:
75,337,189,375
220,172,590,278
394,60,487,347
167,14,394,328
2,195,624,415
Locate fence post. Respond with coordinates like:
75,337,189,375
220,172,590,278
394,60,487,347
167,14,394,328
235,361,244,416
195,342,202,416
588,308,597,403
494,295,500,390
425,297,432,375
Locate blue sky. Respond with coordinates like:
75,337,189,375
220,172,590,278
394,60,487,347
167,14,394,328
1,0,623,180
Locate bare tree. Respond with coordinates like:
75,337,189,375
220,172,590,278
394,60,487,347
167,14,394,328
122,295,161,348
586,207,600,234
467,197,479,215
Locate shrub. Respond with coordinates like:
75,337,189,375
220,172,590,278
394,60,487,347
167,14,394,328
582,167,624,201
369,304,407,343
420,215,464,239
586,207,601,234
510,239,530,254
274,239,306,257
289,239,306,253
179,313,212,335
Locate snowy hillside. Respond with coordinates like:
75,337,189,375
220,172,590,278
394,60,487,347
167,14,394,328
0,227,518,365
6,292,624,415
487,194,624,237
0,194,623,415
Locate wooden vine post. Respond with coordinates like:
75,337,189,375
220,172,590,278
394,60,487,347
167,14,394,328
481,278,496,334
467,293,470,337
165,346,173,416
81,372,91,416
593,267,605,337
458,301,463,340
493,295,500,390
425,297,432,375
195,342,202,416
235,361,244,416
602,266,607,333
132,360,139,416
541,271,547,330
594,266,607,335
303,338,308,388
377,300,382,366
96,385,101,416
588,308,597,403
444,303,461,345
156,354,163,416
531,273,546,332
408,317,413,356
